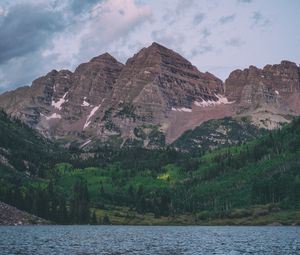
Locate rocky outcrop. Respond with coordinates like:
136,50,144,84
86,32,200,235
0,201,48,225
225,61,300,128
172,117,267,151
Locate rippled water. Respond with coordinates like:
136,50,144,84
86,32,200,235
0,225,299,254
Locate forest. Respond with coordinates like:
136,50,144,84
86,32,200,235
0,110,299,224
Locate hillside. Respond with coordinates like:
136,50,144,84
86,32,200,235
1,111,299,225
50,117,300,225
0,110,67,176
172,117,267,151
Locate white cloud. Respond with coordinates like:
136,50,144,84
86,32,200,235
43,0,151,69
0,5,5,16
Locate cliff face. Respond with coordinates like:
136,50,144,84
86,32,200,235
0,53,124,144
225,60,300,128
95,42,226,146
0,42,299,148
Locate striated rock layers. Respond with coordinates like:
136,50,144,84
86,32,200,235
225,61,300,129
0,42,299,148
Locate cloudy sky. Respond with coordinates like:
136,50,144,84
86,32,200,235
0,0,300,92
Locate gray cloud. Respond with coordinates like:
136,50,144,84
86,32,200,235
0,51,59,92
0,0,151,91
225,38,244,47
175,0,194,15
162,0,195,26
0,3,65,64
252,11,262,24
193,13,205,25
252,11,269,27
76,0,152,63
151,29,185,50
201,28,211,38
68,0,100,14
190,45,213,57
219,14,236,24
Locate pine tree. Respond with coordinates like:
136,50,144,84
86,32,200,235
70,178,90,224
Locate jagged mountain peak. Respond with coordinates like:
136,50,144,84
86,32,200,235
133,42,193,66
150,41,165,48
111,42,223,106
75,53,123,74
90,52,119,63
280,60,298,67
1,42,299,149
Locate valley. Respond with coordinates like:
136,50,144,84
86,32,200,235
0,110,299,225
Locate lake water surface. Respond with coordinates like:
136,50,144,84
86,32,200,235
0,226,299,254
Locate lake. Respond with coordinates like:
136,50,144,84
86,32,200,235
0,226,299,254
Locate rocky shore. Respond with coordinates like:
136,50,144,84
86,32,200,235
0,201,49,225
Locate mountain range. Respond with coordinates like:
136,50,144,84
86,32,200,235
0,42,299,149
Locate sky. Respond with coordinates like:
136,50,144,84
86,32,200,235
0,0,300,92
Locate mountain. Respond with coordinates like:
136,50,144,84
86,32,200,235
225,61,300,129
0,42,299,149
96,42,225,148
0,53,124,147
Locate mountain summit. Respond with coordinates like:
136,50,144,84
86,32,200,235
0,42,299,148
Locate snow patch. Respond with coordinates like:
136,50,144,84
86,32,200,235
80,139,92,148
194,94,234,108
52,92,68,110
171,107,192,112
83,105,101,130
81,97,91,107
144,70,151,74
44,113,62,120
275,90,279,95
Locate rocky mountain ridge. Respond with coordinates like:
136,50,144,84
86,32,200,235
0,42,299,149
225,60,300,129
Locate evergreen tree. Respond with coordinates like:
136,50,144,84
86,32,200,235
91,210,98,225
70,178,90,224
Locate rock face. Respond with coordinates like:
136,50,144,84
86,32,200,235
0,53,124,145
95,42,226,146
0,42,299,148
225,60,300,129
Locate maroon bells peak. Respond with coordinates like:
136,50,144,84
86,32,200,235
0,42,299,148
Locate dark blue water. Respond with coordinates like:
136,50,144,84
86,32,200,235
0,226,299,254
